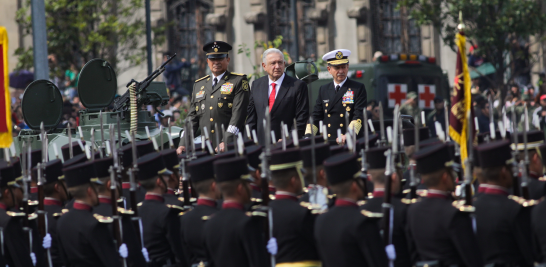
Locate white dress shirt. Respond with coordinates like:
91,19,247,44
211,71,226,86
333,77,348,90
268,73,285,99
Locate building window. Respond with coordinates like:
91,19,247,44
376,0,421,55
168,0,214,79
269,0,317,62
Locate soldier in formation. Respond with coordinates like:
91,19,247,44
9,41,546,267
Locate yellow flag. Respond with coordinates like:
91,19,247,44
0,27,13,147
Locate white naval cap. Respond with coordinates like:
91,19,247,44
322,49,351,65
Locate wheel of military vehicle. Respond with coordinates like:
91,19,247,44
78,59,117,109
21,79,63,130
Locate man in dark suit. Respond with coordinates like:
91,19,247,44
306,49,366,145
247,48,309,144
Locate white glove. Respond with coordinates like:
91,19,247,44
385,244,396,261
267,237,277,255
141,247,150,262
118,243,128,258
42,233,52,249
30,252,36,266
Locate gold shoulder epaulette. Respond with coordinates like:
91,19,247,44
269,194,276,201
417,190,428,197
251,197,263,203
401,198,419,205
361,209,383,218
195,75,210,83
166,204,185,211
357,200,367,206
117,198,125,203
327,194,336,199
62,209,69,214
452,200,475,212
28,200,39,206
117,207,135,215
179,211,186,216
539,176,546,182
137,202,143,207
93,214,113,223
202,215,211,221
230,72,246,76
28,213,38,220
311,209,326,215
53,212,63,217
190,197,197,203
246,211,267,217
300,201,311,208
508,195,539,207
6,211,25,217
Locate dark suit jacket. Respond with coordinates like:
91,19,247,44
247,74,309,145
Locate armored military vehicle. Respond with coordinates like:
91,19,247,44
15,58,181,159
308,54,450,117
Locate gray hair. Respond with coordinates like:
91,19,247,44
262,48,284,64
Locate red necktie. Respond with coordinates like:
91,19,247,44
269,83,276,112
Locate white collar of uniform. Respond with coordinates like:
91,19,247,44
268,73,285,87
212,71,227,83
333,77,348,89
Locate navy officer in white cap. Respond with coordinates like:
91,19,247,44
305,49,367,145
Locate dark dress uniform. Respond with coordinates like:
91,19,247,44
270,194,320,265
308,78,366,144
57,202,120,267
44,198,64,267
474,188,534,266
0,204,29,267
94,197,147,267
181,41,249,148
315,152,388,267
408,143,483,267
180,198,218,266
361,191,412,267
164,189,184,206
121,182,146,209
532,199,546,262
204,156,269,267
307,50,365,144
57,161,120,267
407,193,482,266
528,171,546,200
181,155,219,267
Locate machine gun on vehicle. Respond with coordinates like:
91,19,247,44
112,54,176,117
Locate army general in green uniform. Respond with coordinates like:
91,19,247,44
177,41,249,154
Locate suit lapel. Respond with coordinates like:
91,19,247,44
328,79,350,112
271,75,290,114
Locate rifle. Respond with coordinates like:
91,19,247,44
464,110,473,206
100,110,105,158
113,54,176,113
179,118,191,206
109,165,126,266
68,123,73,158
261,108,275,267
511,106,521,196
38,123,53,267
359,106,370,198
408,114,419,200
521,105,530,199
382,105,399,250
20,141,32,263
379,102,386,146
488,95,496,141
309,117,318,205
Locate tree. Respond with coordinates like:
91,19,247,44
399,0,546,91
15,0,167,77
237,35,292,81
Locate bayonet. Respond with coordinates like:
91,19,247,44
511,105,520,196
68,123,73,158
159,125,164,151
368,119,375,134
464,109,473,205
90,128,96,161
488,95,495,141
221,124,226,153
145,126,159,151
252,129,259,145
261,108,274,266
237,133,244,157
379,102,386,145
117,114,122,150
271,131,277,145
78,126,84,142
309,117,317,205
167,118,172,149
521,104,530,199
444,100,450,142
100,110,105,157
246,124,251,140
214,123,220,154
281,122,286,151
